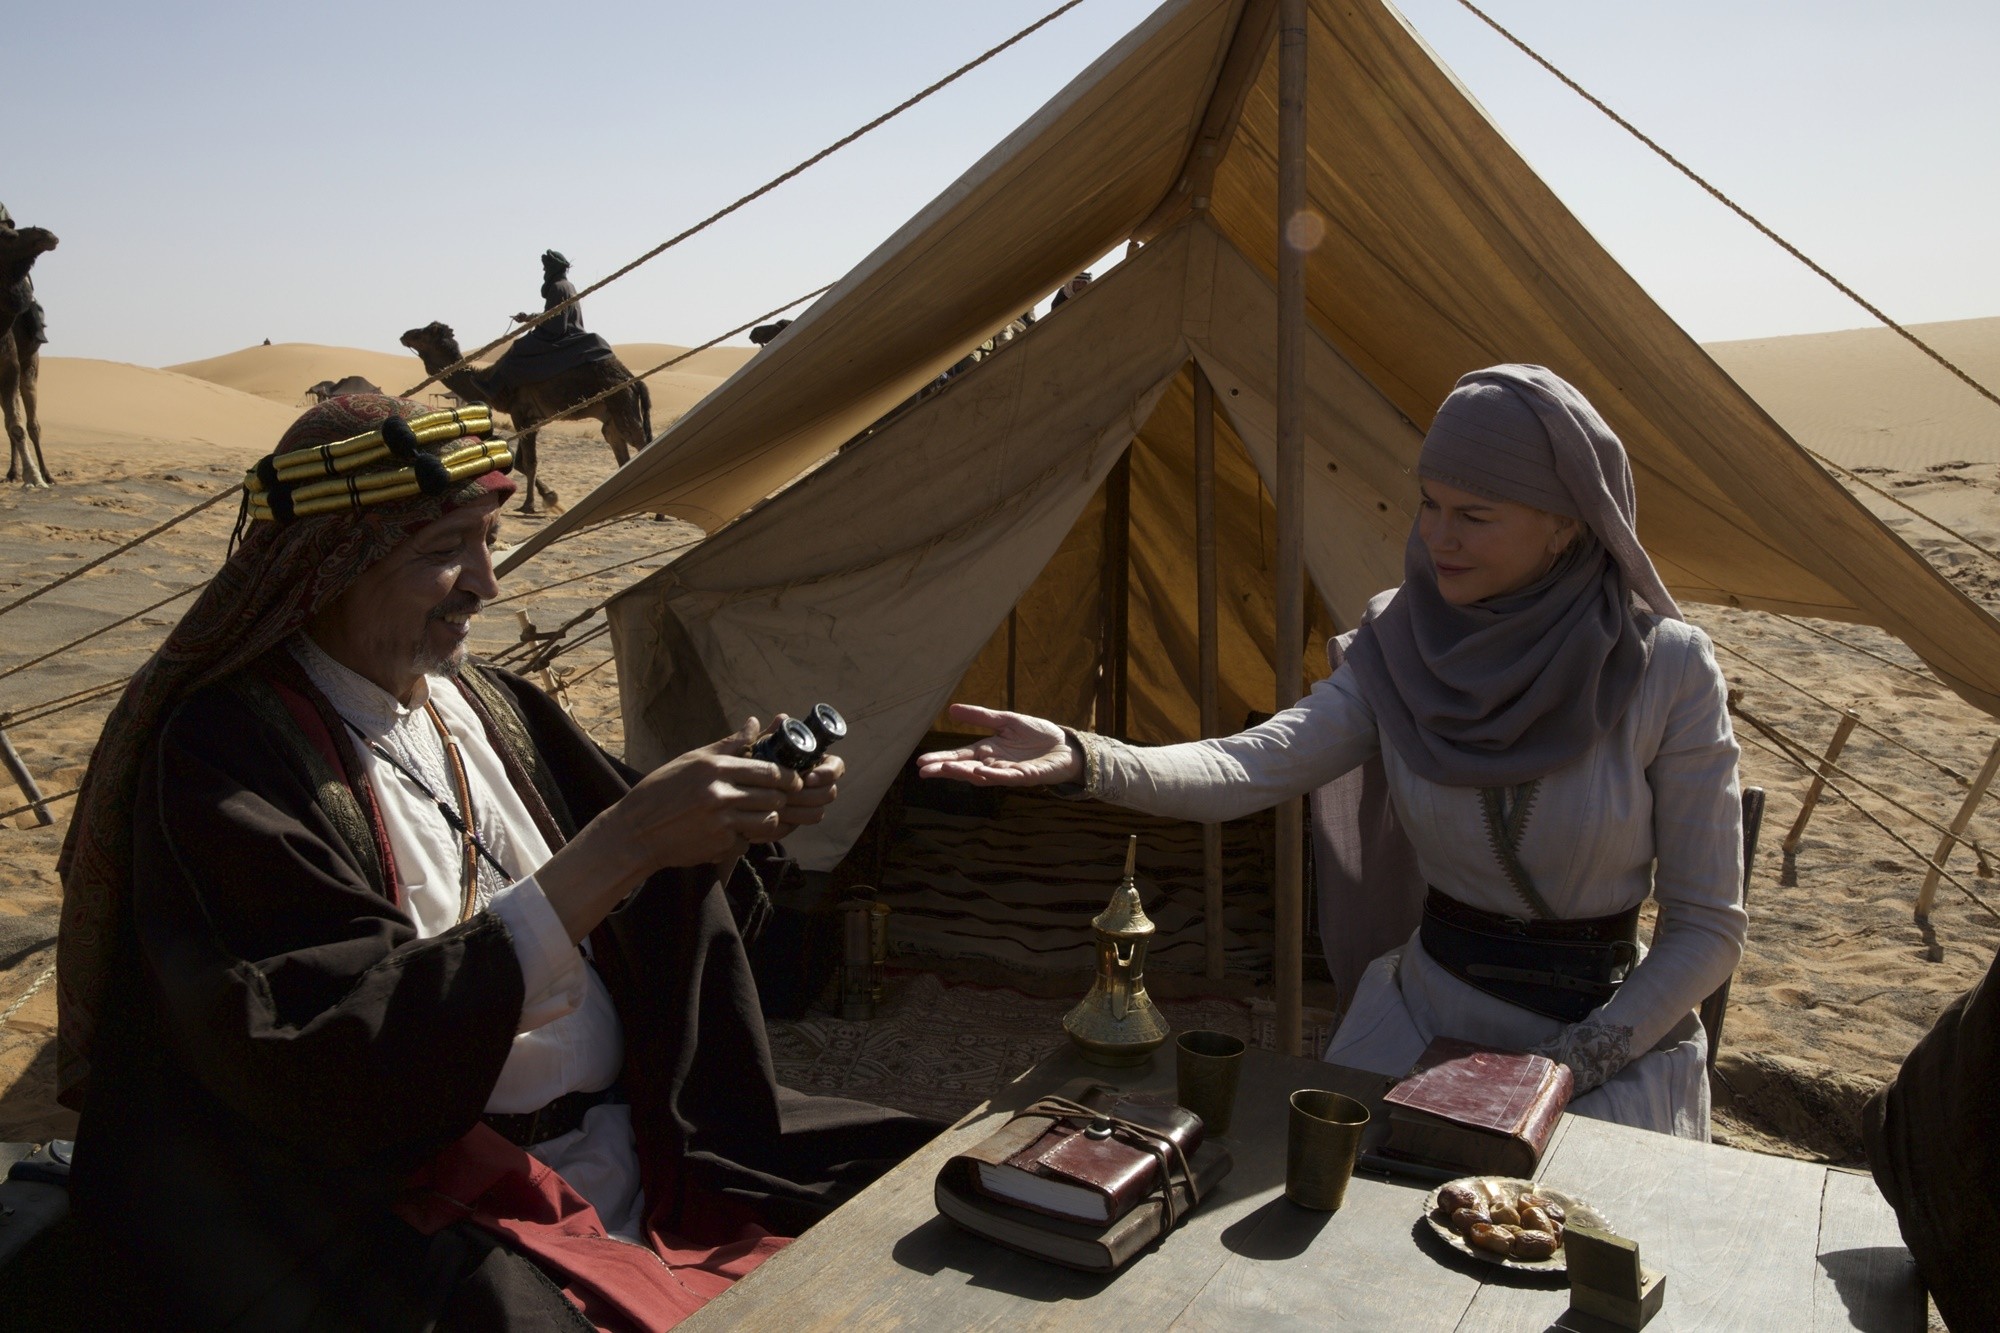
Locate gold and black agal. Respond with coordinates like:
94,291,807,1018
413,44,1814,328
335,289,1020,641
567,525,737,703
242,406,511,523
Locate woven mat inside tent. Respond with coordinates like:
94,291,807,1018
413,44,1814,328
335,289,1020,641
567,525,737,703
866,784,1276,979
766,970,1253,1124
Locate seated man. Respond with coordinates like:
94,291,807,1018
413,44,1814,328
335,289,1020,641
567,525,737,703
57,394,937,1328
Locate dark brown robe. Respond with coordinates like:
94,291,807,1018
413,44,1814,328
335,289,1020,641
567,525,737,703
1865,945,2000,1330
71,658,936,1328
487,278,615,395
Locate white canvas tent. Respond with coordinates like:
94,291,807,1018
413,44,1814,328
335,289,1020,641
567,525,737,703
501,0,2000,881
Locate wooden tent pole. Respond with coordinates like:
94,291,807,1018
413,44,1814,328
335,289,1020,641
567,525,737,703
1917,733,2000,923
0,727,52,828
1098,450,1133,737
1194,363,1224,980
1005,609,1018,712
1273,0,1308,1056
1778,707,1858,886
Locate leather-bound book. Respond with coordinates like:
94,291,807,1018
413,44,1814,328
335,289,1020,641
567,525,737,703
935,1078,1232,1272
1377,1037,1572,1177
964,1090,1202,1224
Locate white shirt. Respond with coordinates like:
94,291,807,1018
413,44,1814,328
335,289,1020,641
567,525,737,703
290,636,645,1237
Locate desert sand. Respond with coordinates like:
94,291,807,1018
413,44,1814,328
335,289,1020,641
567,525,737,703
3,319,1999,1176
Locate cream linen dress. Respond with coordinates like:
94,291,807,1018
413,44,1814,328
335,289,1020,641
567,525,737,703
1074,615,1746,1139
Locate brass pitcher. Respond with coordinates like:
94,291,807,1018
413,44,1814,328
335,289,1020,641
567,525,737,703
1063,836,1171,1066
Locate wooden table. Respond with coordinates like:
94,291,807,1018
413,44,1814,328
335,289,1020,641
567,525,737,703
684,1045,1925,1330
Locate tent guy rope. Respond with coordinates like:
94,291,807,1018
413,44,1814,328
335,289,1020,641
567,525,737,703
1733,713,1999,923
1805,446,2000,570
1452,0,2000,419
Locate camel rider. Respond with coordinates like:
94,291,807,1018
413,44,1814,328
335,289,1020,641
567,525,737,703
486,249,614,397
0,201,48,349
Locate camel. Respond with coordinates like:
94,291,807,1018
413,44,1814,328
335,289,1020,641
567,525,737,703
1,225,58,488
398,322,652,516
304,375,383,403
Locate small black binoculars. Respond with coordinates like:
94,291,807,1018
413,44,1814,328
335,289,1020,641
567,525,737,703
750,703,847,773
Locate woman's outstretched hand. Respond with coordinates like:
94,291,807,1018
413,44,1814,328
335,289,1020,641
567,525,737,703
915,704,1082,787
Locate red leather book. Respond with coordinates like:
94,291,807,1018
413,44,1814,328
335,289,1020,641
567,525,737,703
952,1083,1203,1225
1378,1037,1572,1177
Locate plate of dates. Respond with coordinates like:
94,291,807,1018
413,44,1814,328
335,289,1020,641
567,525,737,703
1421,1176,1609,1273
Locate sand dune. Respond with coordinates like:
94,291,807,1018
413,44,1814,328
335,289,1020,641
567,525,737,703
165,343,426,408
1706,315,2000,470
30,359,302,473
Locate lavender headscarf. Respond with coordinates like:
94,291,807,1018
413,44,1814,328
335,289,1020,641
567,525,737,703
1345,365,1682,788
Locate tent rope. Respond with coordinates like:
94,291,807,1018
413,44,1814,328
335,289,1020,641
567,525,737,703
401,0,1093,397
0,487,235,623
491,541,697,608
0,962,59,1029
1804,447,2000,569
486,285,834,448
0,787,78,826
1730,700,1974,847
1770,611,1943,688
0,678,130,730
1711,637,1974,787
1734,718,1999,922
0,285,829,646
1450,0,2000,418
0,582,204,686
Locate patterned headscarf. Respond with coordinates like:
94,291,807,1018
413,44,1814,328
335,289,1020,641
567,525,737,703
54,394,514,1109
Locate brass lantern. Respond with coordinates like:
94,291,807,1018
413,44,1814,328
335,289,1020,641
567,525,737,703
1062,836,1171,1065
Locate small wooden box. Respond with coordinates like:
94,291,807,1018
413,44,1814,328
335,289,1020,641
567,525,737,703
1565,1224,1665,1329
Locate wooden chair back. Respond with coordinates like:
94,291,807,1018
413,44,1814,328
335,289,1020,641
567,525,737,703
1699,785,1765,1073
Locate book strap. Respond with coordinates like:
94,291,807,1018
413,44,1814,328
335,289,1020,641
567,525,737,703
1023,1095,1201,1230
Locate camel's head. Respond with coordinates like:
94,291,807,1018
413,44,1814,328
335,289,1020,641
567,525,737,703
398,321,459,363
0,226,58,263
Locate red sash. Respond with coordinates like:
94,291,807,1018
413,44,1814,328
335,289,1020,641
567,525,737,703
397,1125,789,1333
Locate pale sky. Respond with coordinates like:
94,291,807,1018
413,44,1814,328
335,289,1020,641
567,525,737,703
10,1,1996,367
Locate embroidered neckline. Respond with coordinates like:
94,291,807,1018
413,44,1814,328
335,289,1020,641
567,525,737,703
1479,780,1555,919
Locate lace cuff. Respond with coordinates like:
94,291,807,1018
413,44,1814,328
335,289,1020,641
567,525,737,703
1532,1016,1636,1094
1049,729,1105,802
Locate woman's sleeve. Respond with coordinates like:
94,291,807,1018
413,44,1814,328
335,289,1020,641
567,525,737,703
132,694,526,1172
1563,628,1748,1084
1073,663,1381,823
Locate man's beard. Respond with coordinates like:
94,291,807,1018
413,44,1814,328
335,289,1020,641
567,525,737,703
413,591,482,678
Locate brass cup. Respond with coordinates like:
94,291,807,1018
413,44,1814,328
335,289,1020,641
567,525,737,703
1286,1089,1369,1211
1175,1030,1247,1138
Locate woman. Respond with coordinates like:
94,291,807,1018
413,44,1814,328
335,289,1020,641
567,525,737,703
918,364,1745,1138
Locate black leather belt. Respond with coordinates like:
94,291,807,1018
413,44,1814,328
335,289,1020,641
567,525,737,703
482,1084,621,1148
1420,888,1640,1025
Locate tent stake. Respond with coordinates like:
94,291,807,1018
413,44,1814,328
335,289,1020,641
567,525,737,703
1273,0,1308,1055
1194,363,1224,980
0,727,52,828
1778,707,1858,887
1917,733,2000,923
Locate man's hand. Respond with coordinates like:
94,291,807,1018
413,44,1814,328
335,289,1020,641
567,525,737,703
510,311,534,324
915,703,1081,787
537,718,811,942
607,718,803,869
776,748,843,839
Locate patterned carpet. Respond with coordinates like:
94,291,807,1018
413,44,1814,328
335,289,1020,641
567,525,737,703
766,970,1252,1124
